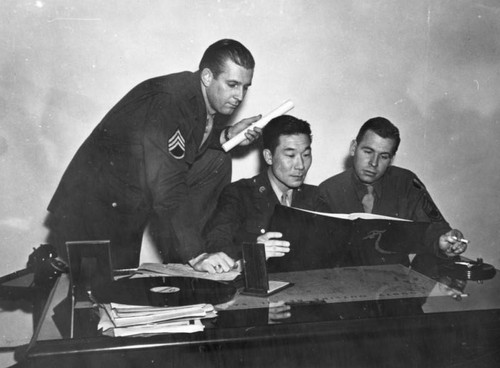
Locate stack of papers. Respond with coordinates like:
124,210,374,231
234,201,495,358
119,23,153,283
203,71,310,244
98,302,216,337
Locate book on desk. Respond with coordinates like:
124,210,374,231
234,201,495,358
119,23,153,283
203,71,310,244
267,205,432,272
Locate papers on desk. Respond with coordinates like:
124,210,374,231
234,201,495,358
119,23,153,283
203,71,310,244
98,302,216,337
136,262,240,282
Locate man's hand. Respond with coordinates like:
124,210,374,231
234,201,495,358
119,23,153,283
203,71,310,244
268,300,291,323
256,232,290,259
225,115,262,146
439,229,468,256
191,252,236,273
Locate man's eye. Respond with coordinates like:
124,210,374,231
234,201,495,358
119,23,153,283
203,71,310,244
381,154,390,160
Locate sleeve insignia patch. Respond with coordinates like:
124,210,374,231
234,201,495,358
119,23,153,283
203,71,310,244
422,192,444,221
168,129,185,159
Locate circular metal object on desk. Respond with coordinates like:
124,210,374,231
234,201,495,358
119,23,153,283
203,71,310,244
93,277,236,307
440,258,496,281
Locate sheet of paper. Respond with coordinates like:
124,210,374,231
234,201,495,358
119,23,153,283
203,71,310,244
106,304,210,327
291,207,411,221
216,265,457,311
110,319,205,337
136,263,240,281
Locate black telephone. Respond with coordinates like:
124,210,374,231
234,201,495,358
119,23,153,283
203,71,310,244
27,244,68,286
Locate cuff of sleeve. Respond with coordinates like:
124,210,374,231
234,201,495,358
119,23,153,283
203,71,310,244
223,126,231,143
207,128,225,150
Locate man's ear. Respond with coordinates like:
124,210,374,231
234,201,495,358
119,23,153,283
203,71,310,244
349,140,357,157
263,149,273,166
201,68,213,87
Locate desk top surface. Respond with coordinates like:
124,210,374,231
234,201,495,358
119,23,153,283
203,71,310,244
20,255,500,367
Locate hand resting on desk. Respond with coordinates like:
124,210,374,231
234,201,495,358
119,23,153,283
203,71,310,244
191,252,237,274
191,232,290,273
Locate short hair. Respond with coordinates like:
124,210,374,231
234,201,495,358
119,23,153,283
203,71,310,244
263,115,312,154
199,39,255,78
356,117,401,154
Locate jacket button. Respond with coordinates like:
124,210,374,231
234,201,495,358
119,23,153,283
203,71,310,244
260,228,266,234
111,202,118,208
259,186,266,193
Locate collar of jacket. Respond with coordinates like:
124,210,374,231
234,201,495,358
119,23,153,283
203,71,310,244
350,167,383,201
187,71,230,154
251,170,304,206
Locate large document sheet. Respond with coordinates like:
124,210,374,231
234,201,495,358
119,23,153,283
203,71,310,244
217,264,454,311
267,205,431,271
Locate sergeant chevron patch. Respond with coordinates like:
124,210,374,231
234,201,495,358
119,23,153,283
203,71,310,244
168,129,185,159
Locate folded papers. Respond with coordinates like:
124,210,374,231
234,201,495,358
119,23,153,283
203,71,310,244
98,302,216,337
136,263,240,282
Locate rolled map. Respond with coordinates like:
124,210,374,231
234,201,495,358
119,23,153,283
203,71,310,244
222,99,294,152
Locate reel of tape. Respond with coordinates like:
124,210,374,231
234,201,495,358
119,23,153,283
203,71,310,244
440,258,496,281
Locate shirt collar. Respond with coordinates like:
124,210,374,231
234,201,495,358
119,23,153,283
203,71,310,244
267,169,293,204
200,81,216,118
350,168,382,200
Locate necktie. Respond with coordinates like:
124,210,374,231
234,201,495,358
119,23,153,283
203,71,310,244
362,185,374,213
281,191,290,206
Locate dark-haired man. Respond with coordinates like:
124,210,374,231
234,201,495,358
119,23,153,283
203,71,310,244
47,39,261,269
194,115,319,273
318,117,467,265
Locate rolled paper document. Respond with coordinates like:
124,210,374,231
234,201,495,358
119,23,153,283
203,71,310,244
222,99,294,152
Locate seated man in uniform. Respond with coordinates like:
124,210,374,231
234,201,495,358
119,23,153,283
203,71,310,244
193,115,320,273
318,117,468,265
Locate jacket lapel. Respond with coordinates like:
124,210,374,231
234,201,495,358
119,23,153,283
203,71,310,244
251,171,279,212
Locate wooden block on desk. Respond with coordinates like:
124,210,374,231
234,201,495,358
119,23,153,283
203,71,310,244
241,242,292,296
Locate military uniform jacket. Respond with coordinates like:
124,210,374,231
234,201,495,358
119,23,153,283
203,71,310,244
318,166,452,261
48,71,229,268
204,171,320,259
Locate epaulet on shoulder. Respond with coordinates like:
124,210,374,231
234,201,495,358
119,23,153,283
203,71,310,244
412,177,426,191
390,166,426,191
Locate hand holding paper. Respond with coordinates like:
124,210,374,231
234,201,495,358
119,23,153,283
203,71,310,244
222,99,295,152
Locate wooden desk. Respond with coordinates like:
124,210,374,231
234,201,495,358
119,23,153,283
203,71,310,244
17,257,500,368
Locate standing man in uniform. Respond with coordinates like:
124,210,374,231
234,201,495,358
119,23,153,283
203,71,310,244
46,39,261,270
318,117,468,265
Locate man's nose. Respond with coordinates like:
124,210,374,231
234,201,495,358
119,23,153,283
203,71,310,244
295,156,305,169
234,86,244,101
369,155,379,167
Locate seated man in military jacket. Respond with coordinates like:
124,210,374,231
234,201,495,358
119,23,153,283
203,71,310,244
318,117,468,266
194,115,320,273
